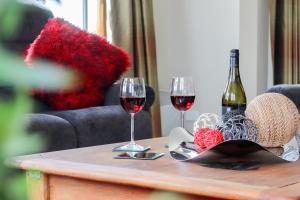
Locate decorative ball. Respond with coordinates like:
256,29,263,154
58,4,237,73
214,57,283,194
194,128,224,149
245,93,300,147
194,128,210,148
218,114,257,142
193,113,221,134
221,110,245,123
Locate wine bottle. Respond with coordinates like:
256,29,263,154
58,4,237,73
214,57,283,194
222,49,247,116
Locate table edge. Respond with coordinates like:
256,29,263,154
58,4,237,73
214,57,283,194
7,157,271,200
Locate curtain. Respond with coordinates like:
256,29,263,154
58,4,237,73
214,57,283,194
270,0,300,84
97,0,107,37
98,0,162,137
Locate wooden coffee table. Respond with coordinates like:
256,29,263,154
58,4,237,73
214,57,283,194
8,137,300,200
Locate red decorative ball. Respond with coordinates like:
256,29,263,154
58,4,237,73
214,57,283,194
194,128,224,150
194,128,210,149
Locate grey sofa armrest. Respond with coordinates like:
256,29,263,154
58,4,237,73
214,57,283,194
104,84,155,112
50,105,152,148
266,84,300,112
26,114,77,152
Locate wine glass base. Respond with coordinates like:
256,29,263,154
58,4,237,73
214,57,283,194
112,143,150,152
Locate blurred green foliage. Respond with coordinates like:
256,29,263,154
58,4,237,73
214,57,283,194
0,0,22,40
0,0,73,199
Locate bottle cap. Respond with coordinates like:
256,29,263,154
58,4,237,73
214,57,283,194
230,49,239,57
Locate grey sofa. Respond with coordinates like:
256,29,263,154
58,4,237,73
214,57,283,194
26,84,154,152
0,3,154,152
0,84,154,152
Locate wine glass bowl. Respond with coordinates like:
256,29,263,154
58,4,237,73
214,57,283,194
120,96,146,113
170,95,195,111
113,77,150,152
170,77,195,128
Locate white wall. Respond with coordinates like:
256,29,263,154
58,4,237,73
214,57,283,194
153,0,240,133
239,0,269,102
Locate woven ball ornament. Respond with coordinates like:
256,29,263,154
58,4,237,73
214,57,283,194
194,128,224,150
245,93,300,147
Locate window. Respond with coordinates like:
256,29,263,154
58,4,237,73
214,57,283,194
41,0,108,36
44,0,84,29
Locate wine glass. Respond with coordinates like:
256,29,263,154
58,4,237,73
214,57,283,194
171,77,195,128
113,77,149,152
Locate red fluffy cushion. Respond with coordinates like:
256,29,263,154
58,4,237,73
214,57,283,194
25,18,131,110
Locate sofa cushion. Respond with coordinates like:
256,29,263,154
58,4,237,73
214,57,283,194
25,18,131,111
50,106,152,147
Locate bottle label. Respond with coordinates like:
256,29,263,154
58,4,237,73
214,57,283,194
222,104,246,116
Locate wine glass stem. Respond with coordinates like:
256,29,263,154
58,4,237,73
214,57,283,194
181,111,185,128
130,113,135,144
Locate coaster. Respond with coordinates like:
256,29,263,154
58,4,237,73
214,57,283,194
114,152,164,160
112,145,150,152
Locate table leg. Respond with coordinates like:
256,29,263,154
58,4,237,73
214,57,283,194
26,170,49,200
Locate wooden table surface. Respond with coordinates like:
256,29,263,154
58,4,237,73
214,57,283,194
8,137,300,200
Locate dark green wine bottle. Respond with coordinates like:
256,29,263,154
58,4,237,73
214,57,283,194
222,49,246,115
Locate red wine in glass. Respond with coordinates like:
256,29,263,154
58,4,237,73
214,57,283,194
171,95,195,111
120,97,146,113
170,77,195,128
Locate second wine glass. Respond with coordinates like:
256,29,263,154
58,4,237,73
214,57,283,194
171,77,195,129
